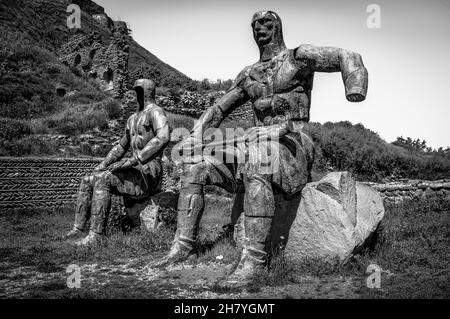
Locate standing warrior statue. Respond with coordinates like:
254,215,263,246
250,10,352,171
63,79,170,246
157,11,368,283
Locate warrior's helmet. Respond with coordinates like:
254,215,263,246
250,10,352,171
251,11,286,54
133,79,156,103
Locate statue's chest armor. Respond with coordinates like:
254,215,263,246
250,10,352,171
243,50,314,124
245,50,300,98
129,111,155,150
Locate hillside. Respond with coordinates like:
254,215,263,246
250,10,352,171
0,0,195,120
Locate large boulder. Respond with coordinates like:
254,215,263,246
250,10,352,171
284,172,384,265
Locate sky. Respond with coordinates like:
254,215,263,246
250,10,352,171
95,0,450,149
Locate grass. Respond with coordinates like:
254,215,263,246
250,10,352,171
348,198,450,298
0,194,448,298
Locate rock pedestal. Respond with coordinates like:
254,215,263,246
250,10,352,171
123,190,178,232
284,172,384,265
232,171,384,264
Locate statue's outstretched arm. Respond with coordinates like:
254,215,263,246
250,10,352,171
135,107,170,164
295,44,368,102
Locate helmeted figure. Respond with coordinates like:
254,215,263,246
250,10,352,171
156,11,369,284
63,79,170,246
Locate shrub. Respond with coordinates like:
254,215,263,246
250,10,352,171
0,135,56,156
102,99,122,119
0,118,32,141
167,112,195,132
44,102,109,136
304,121,450,181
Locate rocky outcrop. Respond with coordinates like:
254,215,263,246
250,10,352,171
284,172,384,265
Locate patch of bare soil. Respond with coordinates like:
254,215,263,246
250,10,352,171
0,256,366,299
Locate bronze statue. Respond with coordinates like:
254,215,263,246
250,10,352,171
63,79,170,246
156,10,368,284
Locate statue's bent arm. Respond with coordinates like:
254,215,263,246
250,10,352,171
101,126,131,168
135,107,170,164
191,83,249,141
295,44,368,102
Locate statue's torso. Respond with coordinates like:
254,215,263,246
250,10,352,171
127,105,159,158
242,49,314,126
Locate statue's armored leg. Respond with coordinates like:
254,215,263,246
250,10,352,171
62,175,93,240
225,174,275,284
150,158,236,268
76,172,112,246
151,183,204,267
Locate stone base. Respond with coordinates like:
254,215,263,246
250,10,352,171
123,190,178,232
232,172,385,264
285,172,384,266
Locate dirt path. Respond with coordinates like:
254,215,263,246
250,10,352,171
0,257,366,299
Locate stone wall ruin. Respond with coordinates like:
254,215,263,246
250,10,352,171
59,20,130,98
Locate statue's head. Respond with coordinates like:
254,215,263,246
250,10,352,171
251,11,286,60
133,79,156,109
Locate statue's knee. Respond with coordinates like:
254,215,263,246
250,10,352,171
81,174,93,185
79,175,94,192
93,170,112,188
244,176,275,217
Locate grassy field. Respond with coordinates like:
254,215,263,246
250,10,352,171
0,196,448,299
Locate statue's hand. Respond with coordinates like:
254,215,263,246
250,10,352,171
346,92,365,102
93,162,107,172
109,158,138,172
244,121,293,143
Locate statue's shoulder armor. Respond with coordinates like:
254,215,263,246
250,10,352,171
143,104,167,127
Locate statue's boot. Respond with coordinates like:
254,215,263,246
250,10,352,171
75,230,105,247
223,216,272,286
62,176,92,240
150,185,204,268
75,186,110,247
221,174,275,287
61,226,84,240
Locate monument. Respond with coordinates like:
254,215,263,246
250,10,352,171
62,79,170,246
154,10,369,285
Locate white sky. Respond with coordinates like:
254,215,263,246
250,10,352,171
95,0,450,148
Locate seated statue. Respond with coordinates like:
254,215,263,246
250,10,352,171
154,11,368,285
63,79,170,246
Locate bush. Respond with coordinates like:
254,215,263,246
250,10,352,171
167,112,195,132
0,135,56,156
0,118,32,141
44,102,109,136
102,99,122,119
304,121,450,182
